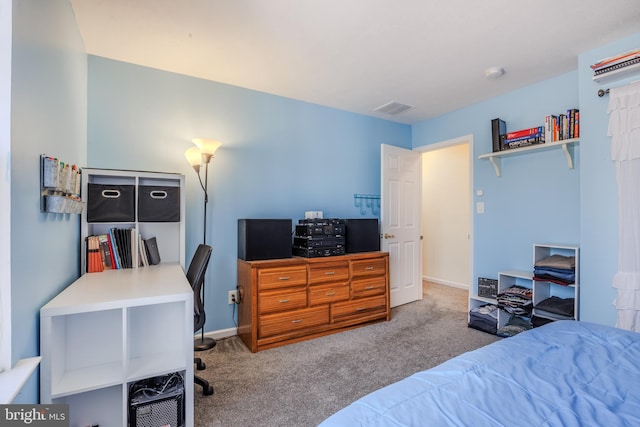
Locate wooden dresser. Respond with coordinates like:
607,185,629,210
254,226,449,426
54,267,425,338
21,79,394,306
237,252,390,352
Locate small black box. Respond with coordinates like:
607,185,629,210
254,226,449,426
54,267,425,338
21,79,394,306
238,219,292,261
345,219,380,253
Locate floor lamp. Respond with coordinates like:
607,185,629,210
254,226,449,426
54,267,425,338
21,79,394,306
185,138,222,351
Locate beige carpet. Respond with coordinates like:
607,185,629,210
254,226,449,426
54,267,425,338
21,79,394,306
193,282,498,426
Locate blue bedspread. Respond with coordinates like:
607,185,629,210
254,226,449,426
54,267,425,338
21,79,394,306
319,321,640,427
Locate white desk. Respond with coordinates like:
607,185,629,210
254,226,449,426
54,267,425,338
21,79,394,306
40,263,194,426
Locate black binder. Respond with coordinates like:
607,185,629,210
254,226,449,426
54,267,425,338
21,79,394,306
491,118,506,152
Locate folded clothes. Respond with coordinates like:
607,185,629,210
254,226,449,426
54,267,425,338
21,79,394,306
533,274,574,286
533,308,574,321
534,254,575,270
534,296,575,317
533,267,575,281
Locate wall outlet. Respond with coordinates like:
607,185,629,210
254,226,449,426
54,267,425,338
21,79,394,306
228,290,238,304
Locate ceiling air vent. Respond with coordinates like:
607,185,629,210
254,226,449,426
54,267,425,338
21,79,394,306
373,101,414,115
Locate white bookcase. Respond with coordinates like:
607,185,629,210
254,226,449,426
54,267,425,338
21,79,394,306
81,168,185,274
40,168,192,425
40,264,194,426
469,243,579,333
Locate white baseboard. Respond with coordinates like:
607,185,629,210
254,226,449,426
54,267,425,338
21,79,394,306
194,327,238,342
422,276,469,290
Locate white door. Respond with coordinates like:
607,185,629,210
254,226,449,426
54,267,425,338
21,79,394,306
381,144,422,307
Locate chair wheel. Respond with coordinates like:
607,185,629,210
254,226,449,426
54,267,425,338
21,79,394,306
203,386,214,396
196,361,206,370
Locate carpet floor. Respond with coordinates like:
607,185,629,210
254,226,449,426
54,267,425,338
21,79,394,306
193,282,498,426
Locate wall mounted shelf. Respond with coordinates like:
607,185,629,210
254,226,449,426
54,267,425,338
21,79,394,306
479,138,579,177
592,61,640,83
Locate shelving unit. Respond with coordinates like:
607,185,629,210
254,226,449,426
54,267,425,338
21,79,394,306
469,243,579,334
81,168,185,273
532,243,579,321
40,264,194,426
479,138,579,177
40,168,192,426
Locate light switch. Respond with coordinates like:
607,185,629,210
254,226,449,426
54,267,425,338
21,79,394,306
476,189,484,196
476,201,485,214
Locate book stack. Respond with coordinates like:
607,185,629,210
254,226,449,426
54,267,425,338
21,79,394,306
503,126,544,150
86,235,105,273
544,109,579,143
85,229,161,273
591,48,640,80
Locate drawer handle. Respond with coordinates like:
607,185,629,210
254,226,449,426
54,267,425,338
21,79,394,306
325,271,335,275
365,286,375,290
291,319,302,323
326,291,336,296
364,266,374,270
278,276,290,281
279,299,290,303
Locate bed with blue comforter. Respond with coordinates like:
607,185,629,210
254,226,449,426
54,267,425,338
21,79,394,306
319,321,640,427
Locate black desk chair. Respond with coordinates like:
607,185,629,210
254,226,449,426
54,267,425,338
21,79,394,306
186,244,214,396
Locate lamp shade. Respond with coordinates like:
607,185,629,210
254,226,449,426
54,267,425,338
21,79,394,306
192,138,222,156
185,146,202,171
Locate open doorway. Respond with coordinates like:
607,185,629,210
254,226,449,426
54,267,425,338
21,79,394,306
417,135,473,295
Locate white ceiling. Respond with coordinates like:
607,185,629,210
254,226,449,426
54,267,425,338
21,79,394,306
69,0,640,124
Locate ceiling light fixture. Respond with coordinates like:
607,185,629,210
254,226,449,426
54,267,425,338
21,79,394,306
485,67,505,79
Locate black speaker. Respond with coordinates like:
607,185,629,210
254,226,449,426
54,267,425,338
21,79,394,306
345,219,380,253
238,219,293,261
129,372,185,427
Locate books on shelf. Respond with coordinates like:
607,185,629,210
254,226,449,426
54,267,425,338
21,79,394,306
489,109,579,153
506,126,543,141
591,48,640,71
85,229,161,273
503,136,544,150
591,48,640,80
544,109,579,143
85,235,105,273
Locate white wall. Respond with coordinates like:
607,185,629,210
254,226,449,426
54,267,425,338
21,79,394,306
421,142,470,288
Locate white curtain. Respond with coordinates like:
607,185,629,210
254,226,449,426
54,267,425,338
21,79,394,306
609,81,640,331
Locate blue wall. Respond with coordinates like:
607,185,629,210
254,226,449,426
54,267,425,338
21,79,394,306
87,56,412,334
578,33,640,326
10,0,86,403
412,31,640,326
413,72,581,289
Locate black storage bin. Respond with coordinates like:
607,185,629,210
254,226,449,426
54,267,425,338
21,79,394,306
138,186,181,222
238,219,292,261
87,183,135,222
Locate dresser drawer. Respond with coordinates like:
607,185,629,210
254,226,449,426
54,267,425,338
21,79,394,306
331,295,387,322
258,266,307,291
308,262,349,284
259,306,329,339
351,276,386,299
259,287,307,314
308,282,350,305
351,258,386,278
